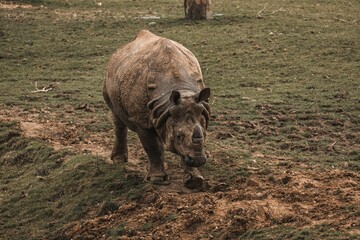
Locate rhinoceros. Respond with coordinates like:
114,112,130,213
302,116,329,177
103,30,211,188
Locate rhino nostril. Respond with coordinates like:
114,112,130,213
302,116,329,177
192,137,203,144
184,156,194,165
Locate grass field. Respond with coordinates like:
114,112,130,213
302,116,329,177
1,0,359,239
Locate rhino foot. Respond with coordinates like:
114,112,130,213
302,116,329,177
111,152,128,163
147,175,170,185
145,174,169,185
181,162,204,189
183,173,204,189
145,165,169,185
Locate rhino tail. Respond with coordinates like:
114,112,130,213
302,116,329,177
102,82,112,109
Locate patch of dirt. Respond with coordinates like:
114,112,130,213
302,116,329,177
1,106,359,238
0,2,35,10
0,106,112,160
59,166,359,239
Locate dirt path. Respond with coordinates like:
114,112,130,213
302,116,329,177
0,2,35,10
0,106,111,158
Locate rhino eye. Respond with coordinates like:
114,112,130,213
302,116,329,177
176,133,184,141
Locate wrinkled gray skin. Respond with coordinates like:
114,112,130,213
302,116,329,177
103,30,211,189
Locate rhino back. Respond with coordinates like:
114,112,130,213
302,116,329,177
104,30,205,129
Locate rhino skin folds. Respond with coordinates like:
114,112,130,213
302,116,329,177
103,30,211,189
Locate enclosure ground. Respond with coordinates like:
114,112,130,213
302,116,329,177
0,0,359,239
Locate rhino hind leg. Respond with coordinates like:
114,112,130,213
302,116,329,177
137,128,168,184
111,114,128,163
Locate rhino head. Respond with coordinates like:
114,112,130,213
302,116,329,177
151,88,211,167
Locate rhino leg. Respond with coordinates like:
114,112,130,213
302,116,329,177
137,128,168,184
111,114,128,163
181,162,204,189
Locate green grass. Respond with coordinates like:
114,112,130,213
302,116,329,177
0,0,359,238
242,224,359,240
0,122,147,239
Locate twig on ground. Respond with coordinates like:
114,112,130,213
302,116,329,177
333,17,348,23
327,141,337,151
333,17,357,24
270,8,287,15
31,82,53,93
257,4,288,18
257,3,268,18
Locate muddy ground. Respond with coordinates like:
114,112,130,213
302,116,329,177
1,104,359,239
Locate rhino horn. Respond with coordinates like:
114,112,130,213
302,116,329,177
192,124,203,143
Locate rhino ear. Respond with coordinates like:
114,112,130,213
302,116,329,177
195,88,211,103
170,90,181,105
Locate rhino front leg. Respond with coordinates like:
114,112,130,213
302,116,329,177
111,114,128,163
181,161,204,189
137,128,168,184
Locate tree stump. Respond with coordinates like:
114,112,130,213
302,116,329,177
184,0,211,20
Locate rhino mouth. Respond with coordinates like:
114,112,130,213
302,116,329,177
181,154,207,167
